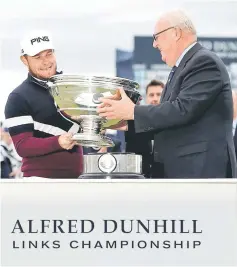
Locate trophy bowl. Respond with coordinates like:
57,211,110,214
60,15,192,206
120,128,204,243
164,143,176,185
47,74,141,148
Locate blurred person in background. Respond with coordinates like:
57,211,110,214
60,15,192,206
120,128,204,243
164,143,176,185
4,30,83,178
146,79,165,105
126,80,165,178
98,9,236,178
232,90,237,159
1,123,22,178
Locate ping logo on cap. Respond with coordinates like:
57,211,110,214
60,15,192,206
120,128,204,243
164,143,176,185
30,36,50,45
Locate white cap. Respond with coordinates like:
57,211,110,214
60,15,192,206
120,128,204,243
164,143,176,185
20,30,54,56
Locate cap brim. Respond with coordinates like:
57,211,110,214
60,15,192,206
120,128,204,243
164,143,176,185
22,44,54,56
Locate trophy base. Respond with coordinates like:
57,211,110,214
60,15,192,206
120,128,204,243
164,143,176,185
79,153,143,179
72,133,114,148
79,173,145,179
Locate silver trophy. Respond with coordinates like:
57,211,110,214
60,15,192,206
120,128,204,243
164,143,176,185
47,74,142,148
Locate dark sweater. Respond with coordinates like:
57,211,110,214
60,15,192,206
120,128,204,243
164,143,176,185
4,74,83,178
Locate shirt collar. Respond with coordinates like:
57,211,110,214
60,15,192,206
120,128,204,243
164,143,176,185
32,76,47,83
28,70,63,90
233,118,237,135
175,42,197,67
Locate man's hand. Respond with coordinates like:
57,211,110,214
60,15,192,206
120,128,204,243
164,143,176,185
97,88,135,120
58,133,77,150
98,147,107,153
9,168,22,178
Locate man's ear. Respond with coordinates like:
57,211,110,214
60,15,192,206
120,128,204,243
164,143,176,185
20,55,29,68
175,27,182,41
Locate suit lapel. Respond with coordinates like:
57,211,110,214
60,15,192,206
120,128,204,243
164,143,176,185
161,43,203,102
162,66,182,101
160,83,167,102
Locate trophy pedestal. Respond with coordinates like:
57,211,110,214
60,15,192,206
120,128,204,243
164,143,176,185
79,153,144,179
72,133,114,148
72,115,114,147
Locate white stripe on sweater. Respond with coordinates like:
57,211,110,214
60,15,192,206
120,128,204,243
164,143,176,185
34,121,66,136
4,116,78,136
5,116,33,128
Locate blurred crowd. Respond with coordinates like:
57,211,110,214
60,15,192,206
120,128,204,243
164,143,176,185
0,121,22,178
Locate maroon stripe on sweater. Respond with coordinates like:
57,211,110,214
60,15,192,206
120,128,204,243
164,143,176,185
12,132,83,178
12,132,63,157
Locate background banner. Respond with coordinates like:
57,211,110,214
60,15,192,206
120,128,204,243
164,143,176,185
0,179,237,266
116,37,237,101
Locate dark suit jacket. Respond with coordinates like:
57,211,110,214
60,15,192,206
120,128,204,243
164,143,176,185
133,43,236,178
125,127,164,178
125,124,152,177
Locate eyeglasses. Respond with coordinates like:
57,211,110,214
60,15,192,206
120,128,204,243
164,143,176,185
153,27,175,41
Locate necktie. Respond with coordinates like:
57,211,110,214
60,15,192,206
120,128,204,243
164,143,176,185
167,66,177,84
160,66,177,102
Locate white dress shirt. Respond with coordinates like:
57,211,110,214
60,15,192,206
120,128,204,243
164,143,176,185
175,42,197,67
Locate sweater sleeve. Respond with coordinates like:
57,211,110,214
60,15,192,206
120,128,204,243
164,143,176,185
4,92,63,158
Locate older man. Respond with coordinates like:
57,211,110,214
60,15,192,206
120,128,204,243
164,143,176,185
98,10,236,178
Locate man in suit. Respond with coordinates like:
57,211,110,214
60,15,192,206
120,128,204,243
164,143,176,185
146,80,165,105
145,80,165,178
126,80,165,178
97,9,236,178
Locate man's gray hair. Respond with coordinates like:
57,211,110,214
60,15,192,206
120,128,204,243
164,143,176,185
161,9,197,35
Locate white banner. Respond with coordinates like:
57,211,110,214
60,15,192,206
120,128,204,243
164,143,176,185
0,179,237,266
